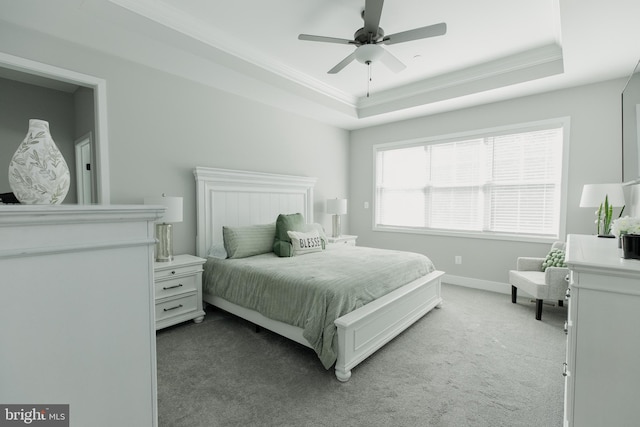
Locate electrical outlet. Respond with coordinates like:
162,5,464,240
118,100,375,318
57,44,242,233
455,256,462,265
364,201,369,209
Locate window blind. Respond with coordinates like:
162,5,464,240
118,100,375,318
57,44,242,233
375,124,564,238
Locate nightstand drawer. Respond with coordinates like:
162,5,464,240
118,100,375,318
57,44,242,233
327,235,357,246
154,264,203,280
155,274,198,299
154,254,206,330
155,293,198,322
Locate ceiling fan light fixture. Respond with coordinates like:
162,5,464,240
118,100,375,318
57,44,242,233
355,44,384,64
299,0,447,75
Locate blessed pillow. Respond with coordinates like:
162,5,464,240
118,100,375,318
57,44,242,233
273,213,305,257
542,248,566,271
303,222,327,250
287,230,324,256
222,223,275,259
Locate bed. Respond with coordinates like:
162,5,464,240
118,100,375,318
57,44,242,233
194,167,444,381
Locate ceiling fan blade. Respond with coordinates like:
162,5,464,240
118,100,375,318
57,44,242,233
379,48,406,73
382,22,447,45
298,34,356,45
328,51,358,74
363,0,384,36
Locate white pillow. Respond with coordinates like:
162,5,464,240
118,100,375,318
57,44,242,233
287,230,324,256
303,223,327,249
207,243,228,259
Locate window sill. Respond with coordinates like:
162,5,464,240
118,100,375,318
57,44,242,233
373,225,560,244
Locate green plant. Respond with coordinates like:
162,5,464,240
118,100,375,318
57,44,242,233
597,195,625,235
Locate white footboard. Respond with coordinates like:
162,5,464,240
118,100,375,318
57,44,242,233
333,270,444,381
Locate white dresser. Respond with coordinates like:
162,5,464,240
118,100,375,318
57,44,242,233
154,254,206,330
564,234,640,426
0,205,161,427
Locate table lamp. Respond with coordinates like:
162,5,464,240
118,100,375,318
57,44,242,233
144,194,183,261
327,198,347,238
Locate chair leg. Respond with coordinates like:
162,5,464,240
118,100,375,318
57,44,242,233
558,300,564,307
535,299,543,320
511,286,517,303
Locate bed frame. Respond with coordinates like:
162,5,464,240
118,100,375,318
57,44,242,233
194,166,444,381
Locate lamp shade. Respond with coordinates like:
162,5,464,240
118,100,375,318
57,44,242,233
327,198,348,215
144,195,183,223
579,184,625,207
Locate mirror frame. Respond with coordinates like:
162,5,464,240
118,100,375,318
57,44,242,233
0,51,110,203
622,59,640,184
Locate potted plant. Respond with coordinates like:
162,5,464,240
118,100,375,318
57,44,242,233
611,216,640,259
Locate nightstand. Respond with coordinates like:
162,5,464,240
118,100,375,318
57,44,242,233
154,254,206,330
327,235,358,246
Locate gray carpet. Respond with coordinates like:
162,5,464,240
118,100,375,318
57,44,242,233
156,284,566,426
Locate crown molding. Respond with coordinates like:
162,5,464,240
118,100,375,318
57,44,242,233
357,44,564,117
107,0,358,107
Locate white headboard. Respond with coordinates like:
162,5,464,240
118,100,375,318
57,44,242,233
193,167,317,258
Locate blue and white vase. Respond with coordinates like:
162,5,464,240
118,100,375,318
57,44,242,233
8,119,70,204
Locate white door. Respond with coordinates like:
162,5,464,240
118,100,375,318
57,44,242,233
75,133,94,204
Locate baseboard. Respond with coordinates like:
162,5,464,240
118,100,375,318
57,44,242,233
442,274,564,306
442,274,511,295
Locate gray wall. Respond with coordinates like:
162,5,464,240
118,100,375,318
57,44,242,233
1,19,631,288
349,79,626,287
0,77,77,203
0,23,349,256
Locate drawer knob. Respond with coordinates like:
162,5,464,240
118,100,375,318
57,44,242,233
163,304,183,312
171,270,176,275
163,283,183,290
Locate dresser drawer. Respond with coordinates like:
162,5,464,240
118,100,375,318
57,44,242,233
155,293,198,322
155,274,198,299
154,264,202,280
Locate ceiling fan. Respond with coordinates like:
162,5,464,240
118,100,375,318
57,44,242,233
298,0,447,75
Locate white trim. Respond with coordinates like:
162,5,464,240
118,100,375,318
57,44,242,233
373,226,558,244
0,51,111,203
0,239,156,260
107,0,357,107
443,274,511,295
359,44,564,109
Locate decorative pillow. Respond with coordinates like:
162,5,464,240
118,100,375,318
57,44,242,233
222,223,276,259
207,243,228,259
273,213,305,257
303,223,327,250
542,248,567,271
287,230,324,256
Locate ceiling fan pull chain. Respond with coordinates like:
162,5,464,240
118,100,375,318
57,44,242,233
367,60,372,97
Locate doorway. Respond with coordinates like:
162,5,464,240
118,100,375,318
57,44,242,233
75,133,94,204
0,52,110,203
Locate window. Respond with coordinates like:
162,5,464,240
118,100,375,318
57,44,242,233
374,119,568,240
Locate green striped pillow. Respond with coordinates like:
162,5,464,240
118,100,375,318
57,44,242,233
222,223,276,259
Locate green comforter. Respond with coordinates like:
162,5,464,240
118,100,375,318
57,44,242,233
203,245,435,369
